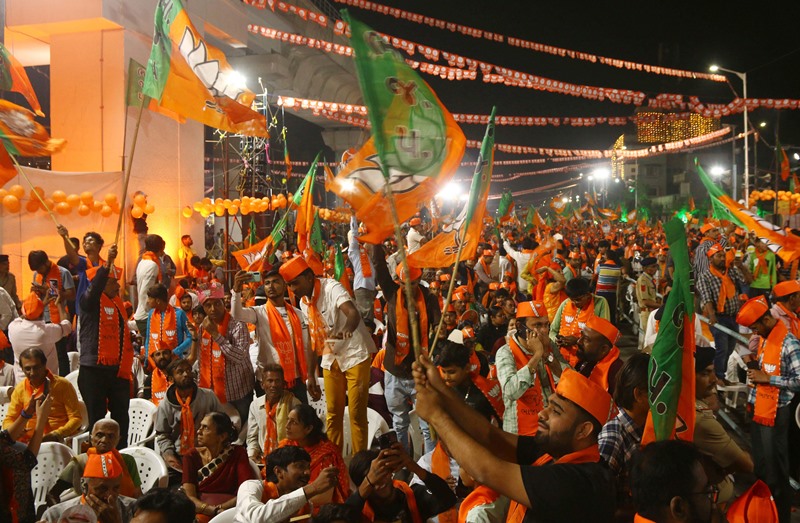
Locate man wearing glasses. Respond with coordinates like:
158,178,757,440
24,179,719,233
495,301,562,435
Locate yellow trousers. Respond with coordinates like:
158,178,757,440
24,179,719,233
323,358,370,453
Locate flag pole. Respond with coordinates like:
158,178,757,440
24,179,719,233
428,221,469,359
115,97,146,245
9,154,60,227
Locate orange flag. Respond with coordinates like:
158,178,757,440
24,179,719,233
0,100,66,186
0,43,43,117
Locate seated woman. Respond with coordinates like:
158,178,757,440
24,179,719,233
279,404,351,505
182,412,256,522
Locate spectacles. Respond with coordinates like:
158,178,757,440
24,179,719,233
692,484,720,504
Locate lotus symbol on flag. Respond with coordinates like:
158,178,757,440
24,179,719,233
103,307,115,316
0,109,34,137
178,28,247,103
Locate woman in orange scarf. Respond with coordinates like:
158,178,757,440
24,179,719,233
279,404,350,507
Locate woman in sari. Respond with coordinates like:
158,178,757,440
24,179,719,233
182,412,256,522
280,404,351,505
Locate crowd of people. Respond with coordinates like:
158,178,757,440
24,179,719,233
1,210,799,523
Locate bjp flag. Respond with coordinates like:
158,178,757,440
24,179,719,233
142,0,268,137
0,42,43,117
232,211,289,270
0,100,66,186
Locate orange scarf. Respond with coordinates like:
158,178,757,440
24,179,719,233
479,257,492,279
395,286,428,366
459,486,501,523
558,298,595,366
506,445,601,523
359,245,373,278
148,357,170,406
266,301,307,385
199,313,230,402
142,251,162,282
374,297,384,323
362,480,422,523
264,401,280,466
708,264,735,314
302,279,328,356
34,262,62,323
776,302,800,337
0,330,9,351
471,373,505,420
753,321,786,426
752,251,768,278
508,337,553,436
175,388,196,454
150,306,178,353
97,293,133,380
431,443,457,523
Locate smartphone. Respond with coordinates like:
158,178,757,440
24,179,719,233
248,271,261,282
48,279,58,297
746,360,760,370
43,377,50,397
378,430,398,450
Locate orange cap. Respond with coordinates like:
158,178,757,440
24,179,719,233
395,262,422,281
488,282,500,290
700,223,715,233
461,326,476,340
556,368,614,425
22,292,44,319
455,285,469,295
706,243,724,258
736,296,770,327
439,274,451,282
452,292,466,302
516,300,547,319
726,479,778,522
279,256,310,282
445,303,456,313
83,450,122,479
482,249,493,257
429,281,441,289
773,280,800,298
409,217,421,226
173,286,186,300
585,316,620,345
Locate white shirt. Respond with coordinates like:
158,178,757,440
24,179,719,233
8,317,71,382
503,241,534,293
0,363,15,387
299,278,374,372
0,287,17,331
234,479,308,523
406,227,425,254
134,259,159,321
231,292,310,378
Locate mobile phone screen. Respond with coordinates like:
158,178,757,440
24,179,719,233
48,279,58,296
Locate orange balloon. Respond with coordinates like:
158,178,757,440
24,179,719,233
144,203,155,214
3,194,21,212
9,185,25,199
202,197,212,205
200,209,211,218
111,201,121,214
104,193,118,206
77,204,91,216
193,202,203,212
92,200,104,212
66,194,81,207
52,190,67,203
55,201,71,215
30,186,45,199
228,204,239,215
25,199,39,213
133,193,147,207
131,206,144,219
214,205,225,217
0,189,7,200
80,191,94,205
182,206,193,218
100,205,113,217
43,198,55,211
241,205,251,215
232,198,241,206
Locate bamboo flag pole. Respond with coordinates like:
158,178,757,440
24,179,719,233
115,97,146,245
428,218,469,359
10,154,60,227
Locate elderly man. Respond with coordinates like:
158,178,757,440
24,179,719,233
232,269,315,403
573,316,624,395
48,419,142,504
8,292,71,382
42,451,136,523
2,347,82,443
188,281,254,423
279,256,375,452
735,296,800,522
246,364,301,462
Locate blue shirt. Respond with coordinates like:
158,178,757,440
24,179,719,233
144,306,192,359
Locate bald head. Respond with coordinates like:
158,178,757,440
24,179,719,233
91,419,121,453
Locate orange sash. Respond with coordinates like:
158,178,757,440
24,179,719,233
708,264,735,314
362,480,422,523
506,445,601,523
753,321,785,426
302,279,327,356
508,338,552,436
199,313,230,402
175,388,195,454
752,251,768,278
471,374,505,420
430,443,457,523
459,486,501,523
395,286,428,366
150,306,178,352
0,331,10,351
142,251,163,282
558,298,594,366
373,298,384,323
97,293,133,380
264,401,279,466
359,245,373,278
265,302,307,385
148,357,169,406
34,262,62,323
479,257,492,280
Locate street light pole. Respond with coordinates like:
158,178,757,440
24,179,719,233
710,65,749,203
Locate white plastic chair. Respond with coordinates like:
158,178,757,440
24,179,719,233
128,398,157,447
65,370,81,400
67,400,91,455
31,442,75,515
0,385,14,404
366,407,390,449
68,352,80,373
408,410,424,461
120,446,168,493
308,377,327,423
208,508,236,523
342,407,352,459
0,401,8,422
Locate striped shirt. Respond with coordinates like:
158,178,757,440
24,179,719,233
212,318,256,402
595,262,621,294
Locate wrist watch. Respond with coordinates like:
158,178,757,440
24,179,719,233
546,353,554,363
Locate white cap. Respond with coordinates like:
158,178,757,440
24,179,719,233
553,233,563,241
447,329,464,344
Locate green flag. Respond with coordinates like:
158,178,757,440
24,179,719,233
334,244,346,281
310,210,324,255
495,191,513,223
642,218,695,443
248,217,257,246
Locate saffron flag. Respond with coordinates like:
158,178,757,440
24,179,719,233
596,207,619,221
293,153,320,253
126,59,185,122
549,198,569,216
142,0,268,137
284,141,292,179
407,108,495,268
232,211,289,270
778,140,790,182
0,100,66,187
328,13,465,244
697,160,800,263
642,218,695,444
0,43,43,117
